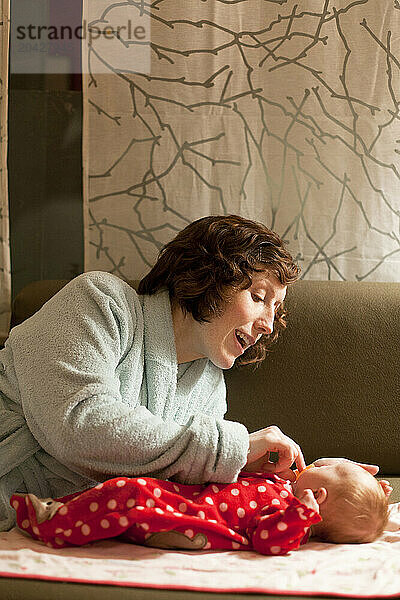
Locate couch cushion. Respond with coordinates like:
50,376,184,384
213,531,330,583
11,279,70,328
10,278,400,477
225,281,400,476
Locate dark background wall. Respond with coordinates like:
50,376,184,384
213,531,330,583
8,73,83,300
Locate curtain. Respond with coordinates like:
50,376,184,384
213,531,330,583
0,0,10,343
83,1,400,282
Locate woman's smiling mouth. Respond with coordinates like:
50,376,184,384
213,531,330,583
234,330,255,352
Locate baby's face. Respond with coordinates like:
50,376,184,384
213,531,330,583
293,461,378,498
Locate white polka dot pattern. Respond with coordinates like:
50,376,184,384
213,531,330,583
297,507,307,520
11,471,317,558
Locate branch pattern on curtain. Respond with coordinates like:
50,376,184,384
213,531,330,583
83,0,400,282
0,0,10,343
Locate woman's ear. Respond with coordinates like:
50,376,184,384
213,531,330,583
314,487,327,505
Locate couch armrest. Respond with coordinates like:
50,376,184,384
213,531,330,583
11,280,70,328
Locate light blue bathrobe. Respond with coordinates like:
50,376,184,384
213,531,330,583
0,272,249,530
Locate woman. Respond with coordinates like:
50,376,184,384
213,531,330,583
0,214,304,531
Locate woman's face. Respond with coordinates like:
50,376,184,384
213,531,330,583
192,271,287,369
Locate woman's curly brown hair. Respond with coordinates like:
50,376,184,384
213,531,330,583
138,214,300,367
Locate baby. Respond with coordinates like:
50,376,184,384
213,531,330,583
293,458,390,544
11,458,390,556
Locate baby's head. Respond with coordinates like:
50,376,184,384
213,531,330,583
293,460,389,543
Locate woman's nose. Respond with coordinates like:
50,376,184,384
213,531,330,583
255,314,274,336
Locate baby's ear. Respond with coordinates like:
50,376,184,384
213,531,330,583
314,487,327,505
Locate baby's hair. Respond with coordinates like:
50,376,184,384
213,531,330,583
315,478,389,544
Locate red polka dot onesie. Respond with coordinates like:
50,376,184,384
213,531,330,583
11,472,321,556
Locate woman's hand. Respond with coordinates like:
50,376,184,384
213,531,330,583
245,425,306,481
313,458,392,496
313,457,379,475
378,480,393,497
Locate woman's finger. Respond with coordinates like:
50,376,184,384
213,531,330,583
275,468,296,482
313,458,379,475
294,444,306,472
247,426,305,476
378,480,393,497
356,461,379,475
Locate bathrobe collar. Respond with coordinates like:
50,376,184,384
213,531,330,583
141,289,178,368
140,289,214,423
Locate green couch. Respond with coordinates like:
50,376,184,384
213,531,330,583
1,277,399,600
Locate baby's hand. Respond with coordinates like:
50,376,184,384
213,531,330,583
298,489,320,514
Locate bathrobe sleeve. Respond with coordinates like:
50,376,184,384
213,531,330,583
7,272,249,485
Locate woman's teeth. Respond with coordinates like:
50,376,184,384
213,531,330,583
235,330,248,349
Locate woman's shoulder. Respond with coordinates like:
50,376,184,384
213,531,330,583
44,271,141,323
73,270,129,287
66,271,138,300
